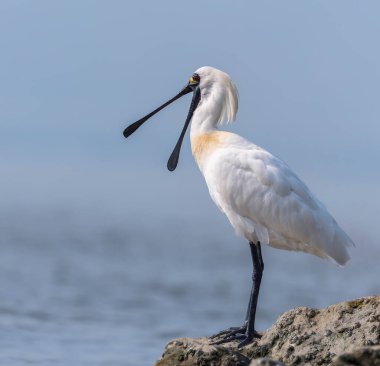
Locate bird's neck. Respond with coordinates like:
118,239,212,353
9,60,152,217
189,91,236,170
190,96,220,137
190,107,228,170
190,108,219,136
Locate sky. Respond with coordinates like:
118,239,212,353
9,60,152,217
0,1,379,245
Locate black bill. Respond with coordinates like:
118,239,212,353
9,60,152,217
123,83,201,171
123,85,192,139
167,87,201,171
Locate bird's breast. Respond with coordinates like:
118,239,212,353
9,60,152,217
191,131,227,165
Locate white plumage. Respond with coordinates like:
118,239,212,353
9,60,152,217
190,66,354,266
124,65,355,345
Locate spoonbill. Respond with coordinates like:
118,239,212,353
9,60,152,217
123,66,354,347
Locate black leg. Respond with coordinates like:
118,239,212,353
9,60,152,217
244,241,264,323
240,241,264,346
210,241,264,346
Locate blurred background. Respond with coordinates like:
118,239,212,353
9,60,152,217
0,1,379,365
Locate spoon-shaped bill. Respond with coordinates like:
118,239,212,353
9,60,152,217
167,87,201,171
123,85,192,138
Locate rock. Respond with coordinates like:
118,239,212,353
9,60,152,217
331,345,380,366
154,338,250,366
249,358,286,366
154,295,380,366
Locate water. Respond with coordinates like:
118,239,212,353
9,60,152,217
0,207,378,366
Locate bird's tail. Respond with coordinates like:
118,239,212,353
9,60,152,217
326,225,355,266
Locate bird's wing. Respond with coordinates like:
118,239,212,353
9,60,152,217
204,141,353,265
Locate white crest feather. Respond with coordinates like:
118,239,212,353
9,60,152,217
217,73,239,125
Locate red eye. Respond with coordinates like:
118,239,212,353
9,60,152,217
192,73,200,82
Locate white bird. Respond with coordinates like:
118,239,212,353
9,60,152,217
123,66,355,346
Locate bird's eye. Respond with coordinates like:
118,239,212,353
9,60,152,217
192,73,200,82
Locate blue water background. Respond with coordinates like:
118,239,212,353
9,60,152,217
0,200,378,366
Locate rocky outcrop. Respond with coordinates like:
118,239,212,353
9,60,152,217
332,345,380,366
154,295,380,366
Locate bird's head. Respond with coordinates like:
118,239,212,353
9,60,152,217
123,66,238,171
191,66,238,125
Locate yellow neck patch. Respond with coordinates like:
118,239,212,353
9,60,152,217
191,131,227,163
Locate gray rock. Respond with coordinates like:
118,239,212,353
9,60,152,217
154,295,380,365
249,358,285,366
331,345,380,366
154,337,250,366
